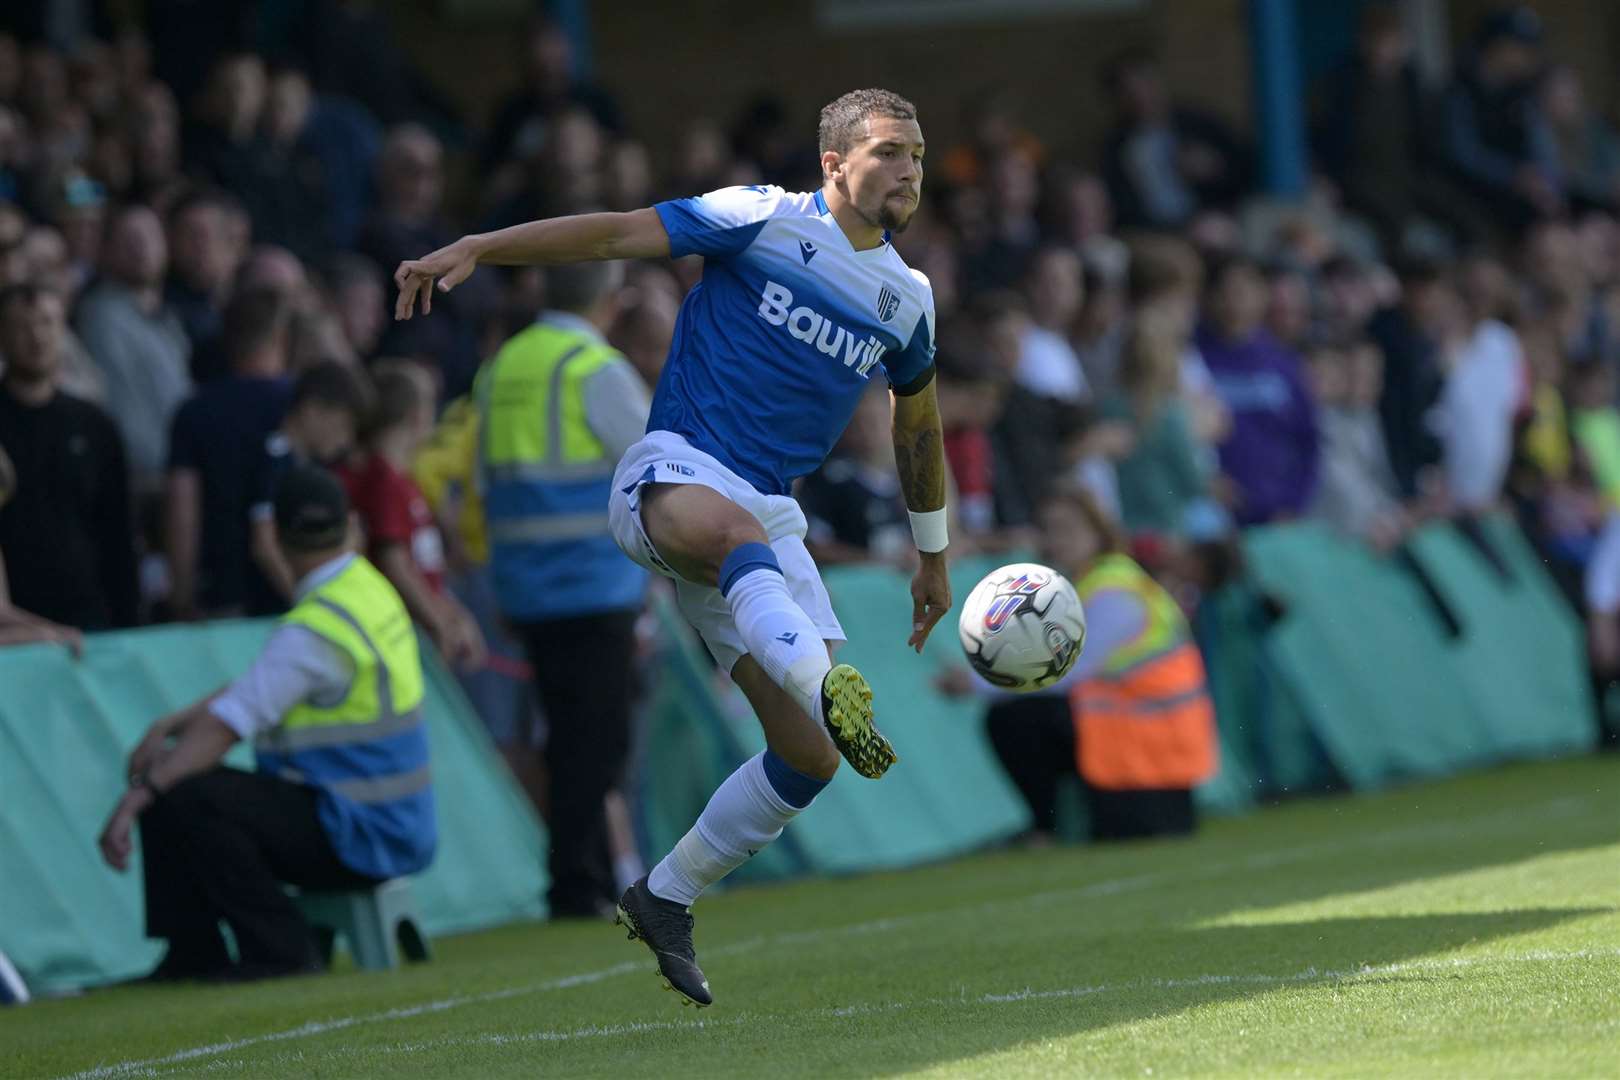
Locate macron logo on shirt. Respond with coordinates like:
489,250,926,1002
757,280,887,377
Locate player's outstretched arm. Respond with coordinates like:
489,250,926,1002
394,207,672,320
892,376,953,652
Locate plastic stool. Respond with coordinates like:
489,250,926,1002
295,878,433,971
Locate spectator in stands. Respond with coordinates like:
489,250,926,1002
0,284,137,630
1128,234,1230,448
164,288,293,621
1535,64,1620,216
478,260,649,919
0,443,82,652
1102,309,1212,540
127,79,186,212
1101,47,1250,232
164,190,241,382
1196,254,1320,524
941,486,1217,842
959,149,1043,293
1304,339,1405,545
1444,5,1560,231
1369,257,1451,499
363,124,488,397
1265,263,1314,352
249,360,368,609
341,363,485,670
1568,360,1620,509
99,464,437,982
1016,246,1088,403
264,65,381,252
973,293,1084,528
938,358,1009,542
482,18,620,183
1316,3,1489,255
940,92,1045,190
49,170,107,296
185,56,304,257
0,226,104,404
74,201,190,493
1438,253,1527,512
1318,254,1385,343
1072,251,1130,398
800,381,910,565
324,253,388,364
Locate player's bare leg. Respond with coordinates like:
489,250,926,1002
638,483,895,777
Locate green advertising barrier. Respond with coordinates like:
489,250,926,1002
0,621,546,995
1240,517,1594,791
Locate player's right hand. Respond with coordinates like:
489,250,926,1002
394,236,480,320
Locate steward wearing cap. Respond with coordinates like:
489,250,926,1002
97,464,436,982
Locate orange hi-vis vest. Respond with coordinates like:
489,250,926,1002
1069,553,1218,791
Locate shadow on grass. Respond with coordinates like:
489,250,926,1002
828,907,1613,1078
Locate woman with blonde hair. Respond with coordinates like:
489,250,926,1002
1100,309,1218,539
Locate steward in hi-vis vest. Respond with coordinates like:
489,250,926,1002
475,260,653,920
98,464,436,982
1070,552,1218,793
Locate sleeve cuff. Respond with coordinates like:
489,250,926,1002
207,694,258,741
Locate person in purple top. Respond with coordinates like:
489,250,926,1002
1194,255,1320,525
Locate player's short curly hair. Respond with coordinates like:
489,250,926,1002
818,88,918,156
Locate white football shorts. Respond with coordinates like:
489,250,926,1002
609,430,845,672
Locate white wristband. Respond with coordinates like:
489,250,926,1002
908,508,949,553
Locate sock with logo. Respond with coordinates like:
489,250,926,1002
719,542,832,724
647,750,828,906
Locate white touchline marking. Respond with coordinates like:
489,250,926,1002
57,793,1611,1080
140,947,1620,1075
58,962,643,1080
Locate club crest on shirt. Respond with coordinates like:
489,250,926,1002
876,283,900,323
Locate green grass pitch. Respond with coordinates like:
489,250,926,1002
9,755,1618,1078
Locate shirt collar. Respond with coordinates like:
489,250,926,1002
539,310,606,343
292,552,357,602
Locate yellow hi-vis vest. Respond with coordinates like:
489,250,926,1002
256,555,436,878
478,320,646,618
1069,553,1218,791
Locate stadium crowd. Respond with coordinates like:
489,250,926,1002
2,0,1618,856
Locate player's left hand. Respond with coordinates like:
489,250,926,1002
907,552,952,654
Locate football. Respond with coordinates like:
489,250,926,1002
958,562,1087,692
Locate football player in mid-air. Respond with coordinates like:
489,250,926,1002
394,88,949,1007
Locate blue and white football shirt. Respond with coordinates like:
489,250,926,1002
649,185,936,496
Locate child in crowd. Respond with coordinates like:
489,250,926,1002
247,360,368,612
341,363,485,669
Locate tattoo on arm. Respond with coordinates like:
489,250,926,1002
893,422,945,512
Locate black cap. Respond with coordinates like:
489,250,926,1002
1478,5,1542,47
273,463,350,552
